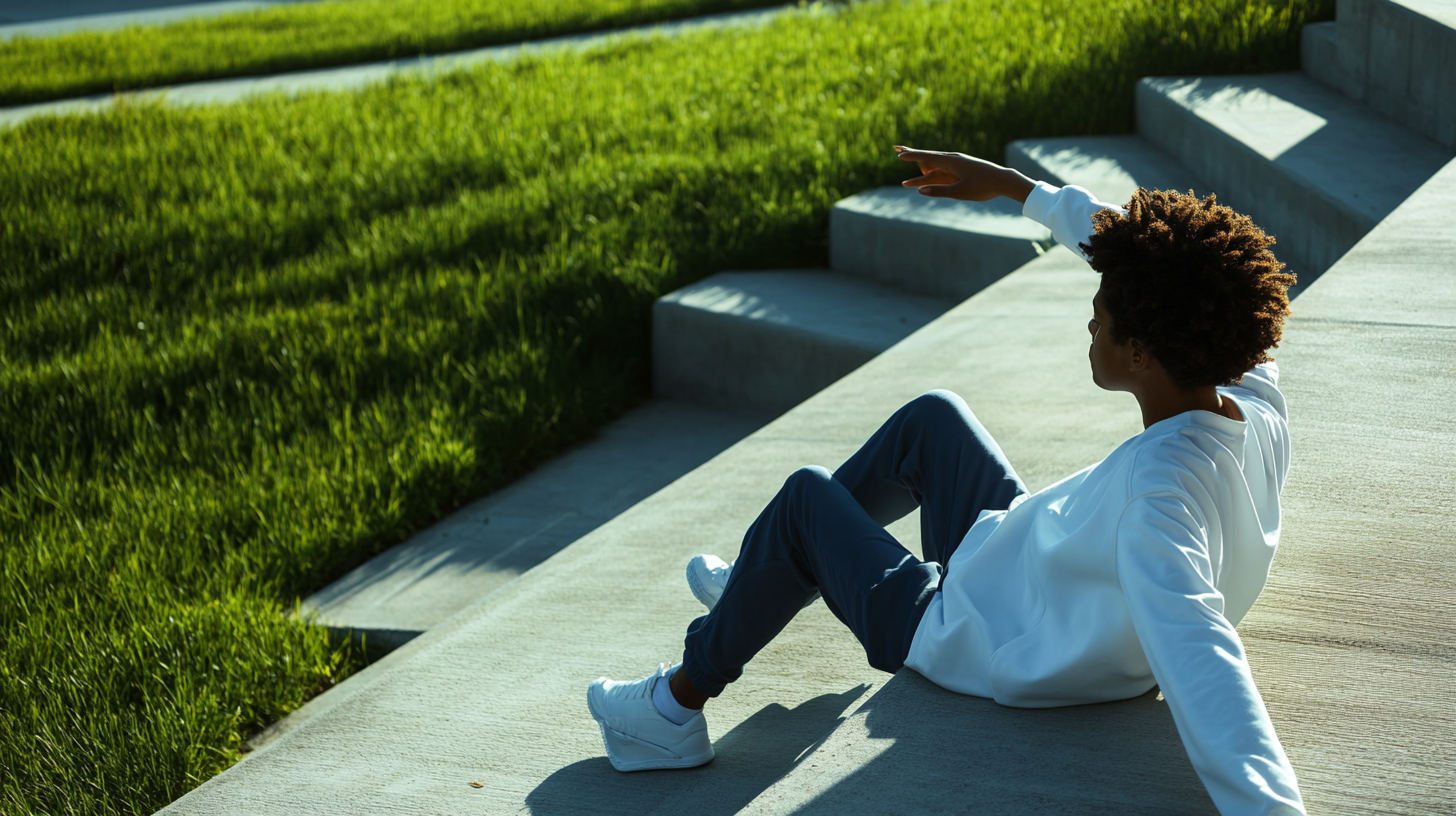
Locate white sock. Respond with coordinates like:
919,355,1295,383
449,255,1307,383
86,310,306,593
652,665,701,726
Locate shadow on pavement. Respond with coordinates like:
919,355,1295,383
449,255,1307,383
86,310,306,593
792,671,1217,815
525,685,871,816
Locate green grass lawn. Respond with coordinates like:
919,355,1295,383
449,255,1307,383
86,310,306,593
0,0,1330,812
0,0,788,107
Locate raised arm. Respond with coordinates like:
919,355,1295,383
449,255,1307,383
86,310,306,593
1117,494,1305,816
895,146,1036,203
895,146,1123,258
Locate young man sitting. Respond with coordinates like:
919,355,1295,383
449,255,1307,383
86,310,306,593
587,146,1306,816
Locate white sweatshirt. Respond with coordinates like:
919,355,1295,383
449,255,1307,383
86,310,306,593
904,182,1305,816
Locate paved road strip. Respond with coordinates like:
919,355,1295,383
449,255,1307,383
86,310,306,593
0,4,801,128
0,0,322,40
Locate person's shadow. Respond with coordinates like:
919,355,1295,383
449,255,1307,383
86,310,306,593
525,685,871,816
527,671,1217,815
790,671,1219,815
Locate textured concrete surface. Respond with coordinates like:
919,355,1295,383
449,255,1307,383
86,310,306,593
742,673,1213,816
653,270,953,416
1232,155,1456,816
1333,0,1456,149
0,1,317,38
1136,72,1452,284
1005,134,1206,208
0,6,795,128
300,399,763,652
829,187,1050,301
1289,155,1456,326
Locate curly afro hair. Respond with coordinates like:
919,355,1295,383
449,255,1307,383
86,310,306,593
1080,188,1295,390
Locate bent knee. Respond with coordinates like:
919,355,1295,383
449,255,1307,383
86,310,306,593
906,389,971,423
783,465,834,495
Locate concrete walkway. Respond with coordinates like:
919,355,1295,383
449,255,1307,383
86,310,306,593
0,5,798,128
0,0,319,38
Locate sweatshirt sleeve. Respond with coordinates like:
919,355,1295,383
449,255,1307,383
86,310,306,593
1227,362,1287,423
1116,494,1306,816
1021,181,1126,261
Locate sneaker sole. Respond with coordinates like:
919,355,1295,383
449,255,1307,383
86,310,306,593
586,686,714,772
685,559,722,611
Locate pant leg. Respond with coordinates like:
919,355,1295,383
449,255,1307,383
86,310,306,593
680,466,941,697
832,390,1027,565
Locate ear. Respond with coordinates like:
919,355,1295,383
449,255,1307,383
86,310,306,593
1127,338,1153,372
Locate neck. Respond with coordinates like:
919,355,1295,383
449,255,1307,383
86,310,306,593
1136,384,1227,429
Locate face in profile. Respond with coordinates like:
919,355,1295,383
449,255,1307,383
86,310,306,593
1087,289,1128,392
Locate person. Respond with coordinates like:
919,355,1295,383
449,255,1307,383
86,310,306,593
587,146,1305,815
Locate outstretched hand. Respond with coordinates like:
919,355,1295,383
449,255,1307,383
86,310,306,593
895,146,1034,204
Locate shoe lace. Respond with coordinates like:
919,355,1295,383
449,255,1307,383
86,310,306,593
625,664,668,701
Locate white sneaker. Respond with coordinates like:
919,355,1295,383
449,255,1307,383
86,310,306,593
587,665,714,772
686,554,734,610
686,554,819,611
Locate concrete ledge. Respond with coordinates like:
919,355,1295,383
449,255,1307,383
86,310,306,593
1300,21,1344,95
1367,0,1456,149
1136,73,1451,286
653,270,953,416
1333,0,1456,149
1006,134,1205,207
829,187,1050,301
300,399,761,647
1290,155,1456,325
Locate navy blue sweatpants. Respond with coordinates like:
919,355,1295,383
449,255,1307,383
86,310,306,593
681,390,1027,697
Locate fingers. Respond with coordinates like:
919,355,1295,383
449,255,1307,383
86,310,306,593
901,167,956,187
896,145,964,198
900,175,940,188
894,147,944,163
913,184,960,198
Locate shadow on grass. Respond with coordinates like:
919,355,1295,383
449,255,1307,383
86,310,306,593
524,685,870,816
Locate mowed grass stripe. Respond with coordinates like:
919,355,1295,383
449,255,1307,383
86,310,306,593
0,0,789,107
0,1,1331,813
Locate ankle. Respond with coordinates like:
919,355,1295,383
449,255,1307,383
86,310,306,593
652,666,701,726
669,664,710,710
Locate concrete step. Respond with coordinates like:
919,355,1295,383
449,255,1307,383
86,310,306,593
1300,21,1343,97
1136,71,1452,288
1304,0,1456,150
1005,134,1207,208
653,269,954,416
828,187,1051,301
297,399,761,656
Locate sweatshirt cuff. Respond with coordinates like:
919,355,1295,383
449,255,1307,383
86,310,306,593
1021,180,1062,225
